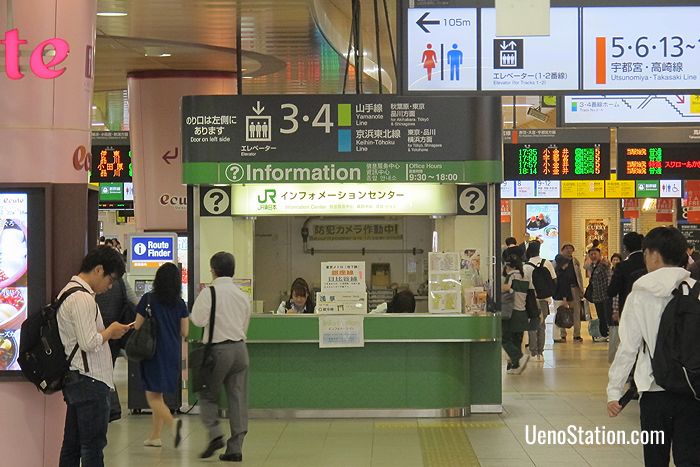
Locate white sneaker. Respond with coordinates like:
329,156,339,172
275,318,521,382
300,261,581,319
538,354,544,362
514,355,530,374
506,367,519,375
144,439,162,447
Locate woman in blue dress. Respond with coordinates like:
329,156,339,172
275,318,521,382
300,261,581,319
133,262,189,447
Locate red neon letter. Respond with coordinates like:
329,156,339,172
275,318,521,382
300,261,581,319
30,37,70,79
1,29,28,79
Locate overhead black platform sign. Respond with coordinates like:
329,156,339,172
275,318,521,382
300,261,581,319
182,95,502,184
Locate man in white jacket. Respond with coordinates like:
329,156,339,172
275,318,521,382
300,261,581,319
607,227,700,467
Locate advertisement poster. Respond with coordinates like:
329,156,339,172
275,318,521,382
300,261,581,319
0,193,29,372
428,252,462,314
525,204,560,260
585,219,609,258
319,315,365,348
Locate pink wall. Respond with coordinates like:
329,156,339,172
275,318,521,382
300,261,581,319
128,71,236,232
0,382,66,466
0,1,96,464
0,0,96,183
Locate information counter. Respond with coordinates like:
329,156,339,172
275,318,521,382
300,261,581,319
197,313,502,417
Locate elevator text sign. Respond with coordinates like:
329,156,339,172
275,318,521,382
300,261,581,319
1,29,70,79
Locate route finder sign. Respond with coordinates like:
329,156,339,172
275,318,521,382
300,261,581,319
582,7,700,91
617,127,700,180
128,233,177,271
182,95,501,184
480,8,579,91
503,128,611,181
406,8,477,91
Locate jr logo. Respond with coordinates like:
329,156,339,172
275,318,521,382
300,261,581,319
258,189,276,204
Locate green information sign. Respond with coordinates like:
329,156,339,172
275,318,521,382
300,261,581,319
183,161,500,185
635,180,660,198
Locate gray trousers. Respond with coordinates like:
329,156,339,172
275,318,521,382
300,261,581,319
527,299,549,355
200,341,249,454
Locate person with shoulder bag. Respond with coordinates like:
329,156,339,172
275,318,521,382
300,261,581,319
55,246,132,467
501,253,530,375
523,241,556,361
190,252,252,462
133,262,189,448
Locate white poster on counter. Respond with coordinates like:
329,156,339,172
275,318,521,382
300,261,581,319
428,252,462,313
319,315,365,348
320,262,366,292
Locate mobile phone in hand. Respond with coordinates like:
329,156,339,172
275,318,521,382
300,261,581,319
618,387,637,410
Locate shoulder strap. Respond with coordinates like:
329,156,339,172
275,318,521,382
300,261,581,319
207,286,216,345
525,262,535,268
57,282,93,372
539,259,546,268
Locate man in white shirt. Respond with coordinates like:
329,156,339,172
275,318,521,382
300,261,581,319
523,241,556,361
191,252,252,462
607,227,700,466
57,246,132,467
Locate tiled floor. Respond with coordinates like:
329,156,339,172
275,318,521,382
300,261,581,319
104,319,654,466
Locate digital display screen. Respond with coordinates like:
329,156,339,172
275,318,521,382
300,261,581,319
525,204,559,260
504,143,610,180
619,143,700,179
90,145,131,183
617,127,700,179
0,193,28,373
582,7,700,91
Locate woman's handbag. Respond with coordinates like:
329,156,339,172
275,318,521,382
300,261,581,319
190,287,217,393
125,293,157,362
555,305,574,329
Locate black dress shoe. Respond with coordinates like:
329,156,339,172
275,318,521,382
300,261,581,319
199,436,224,458
219,452,243,462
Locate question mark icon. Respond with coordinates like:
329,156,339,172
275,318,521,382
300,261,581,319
204,188,229,215
459,187,486,214
225,163,244,182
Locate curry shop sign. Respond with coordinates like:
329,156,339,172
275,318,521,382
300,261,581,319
1,29,70,79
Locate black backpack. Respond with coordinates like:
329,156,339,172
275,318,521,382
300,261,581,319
527,259,556,299
18,285,88,394
645,281,700,400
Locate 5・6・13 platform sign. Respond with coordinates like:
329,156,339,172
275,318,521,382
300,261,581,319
181,95,502,184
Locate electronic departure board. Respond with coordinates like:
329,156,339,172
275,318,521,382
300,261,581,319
503,129,611,180
617,127,700,179
90,132,131,183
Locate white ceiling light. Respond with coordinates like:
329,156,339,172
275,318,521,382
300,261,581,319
97,12,128,17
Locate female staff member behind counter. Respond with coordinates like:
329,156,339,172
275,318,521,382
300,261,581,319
276,277,316,314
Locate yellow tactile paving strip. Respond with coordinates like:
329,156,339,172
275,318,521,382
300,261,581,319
376,420,504,466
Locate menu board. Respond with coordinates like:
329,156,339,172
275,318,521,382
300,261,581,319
617,127,700,179
503,129,611,180
480,8,579,91
0,194,28,372
582,7,700,91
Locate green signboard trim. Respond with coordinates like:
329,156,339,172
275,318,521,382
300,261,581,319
182,160,503,184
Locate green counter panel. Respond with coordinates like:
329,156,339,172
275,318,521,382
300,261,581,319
249,343,469,409
246,314,500,342
189,314,502,412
